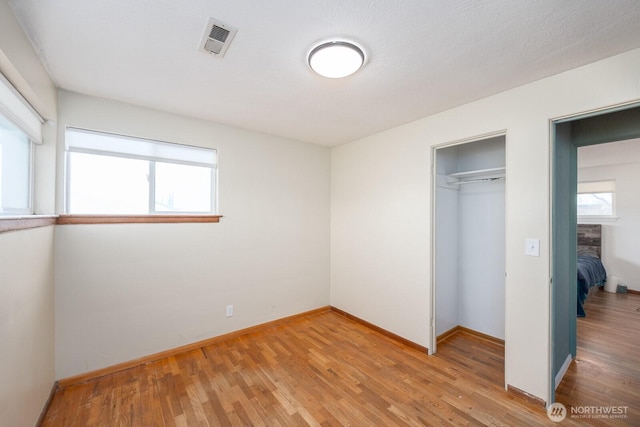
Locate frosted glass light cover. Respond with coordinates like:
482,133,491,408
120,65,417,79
309,42,364,78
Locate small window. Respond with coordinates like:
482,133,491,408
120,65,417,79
0,73,41,216
0,113,32,215
577,180,615,218
65,128,217,214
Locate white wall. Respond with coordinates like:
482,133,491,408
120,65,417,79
0,228,55,427
457,138,505,339
55,91,331,379
331,48,640,403
579,139,640,291
434,148,459,336
0,2,57,426
458,180,505,338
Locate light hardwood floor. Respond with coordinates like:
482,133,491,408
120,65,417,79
556,290,640,425
42,292,639,426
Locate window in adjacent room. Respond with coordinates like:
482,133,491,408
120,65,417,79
65,128,217,214
577,180,615,218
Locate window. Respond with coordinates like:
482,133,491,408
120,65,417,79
0,73,42,216
577,180,615,218
65,128,217,215
0,114,32,214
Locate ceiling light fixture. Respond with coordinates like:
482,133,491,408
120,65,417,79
308,41,365,78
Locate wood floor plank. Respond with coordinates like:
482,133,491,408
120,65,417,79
42,292,639,425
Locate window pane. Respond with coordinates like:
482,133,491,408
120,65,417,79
0,114,31,214
65,128,217,215
68,152,149,214
577,192,613,216
154,162,212,213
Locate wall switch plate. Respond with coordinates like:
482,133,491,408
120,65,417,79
525,238,540,256
226,305,233,317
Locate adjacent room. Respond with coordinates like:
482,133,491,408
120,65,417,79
554,137,640,417
1,0,640,425
577,139,640,297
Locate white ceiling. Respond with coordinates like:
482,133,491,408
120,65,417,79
9,0,640,146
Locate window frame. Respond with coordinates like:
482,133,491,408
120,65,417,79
0,73,40,216
148,160,217,215
577,180,618,222
64,127,218,216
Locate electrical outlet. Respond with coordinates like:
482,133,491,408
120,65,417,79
226,305,233,317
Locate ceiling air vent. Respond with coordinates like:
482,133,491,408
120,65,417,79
200,18,237,57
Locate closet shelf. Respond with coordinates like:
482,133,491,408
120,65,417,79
447,167,505,179
445,167,505,186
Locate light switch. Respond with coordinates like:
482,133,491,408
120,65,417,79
525,238,540,257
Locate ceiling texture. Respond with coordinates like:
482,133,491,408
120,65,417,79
9,0,640,146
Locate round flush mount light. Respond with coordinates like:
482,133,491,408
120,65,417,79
308,41,365,78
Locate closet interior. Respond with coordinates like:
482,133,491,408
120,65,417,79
434,135,506,349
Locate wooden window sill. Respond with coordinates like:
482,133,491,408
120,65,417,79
57,214,222,225
0,214,222,232
0,215,58,234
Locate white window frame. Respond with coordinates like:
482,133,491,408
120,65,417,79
0,73,41,216
65,127,218,215
577,180,617,222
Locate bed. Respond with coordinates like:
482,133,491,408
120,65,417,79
576,224,607,317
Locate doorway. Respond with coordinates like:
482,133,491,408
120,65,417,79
550,103,640,401
431,133,506,355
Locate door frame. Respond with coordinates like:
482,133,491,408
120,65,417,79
549,100,640,402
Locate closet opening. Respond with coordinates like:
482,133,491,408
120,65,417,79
431,133,506,356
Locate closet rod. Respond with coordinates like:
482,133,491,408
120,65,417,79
455,177,505,185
